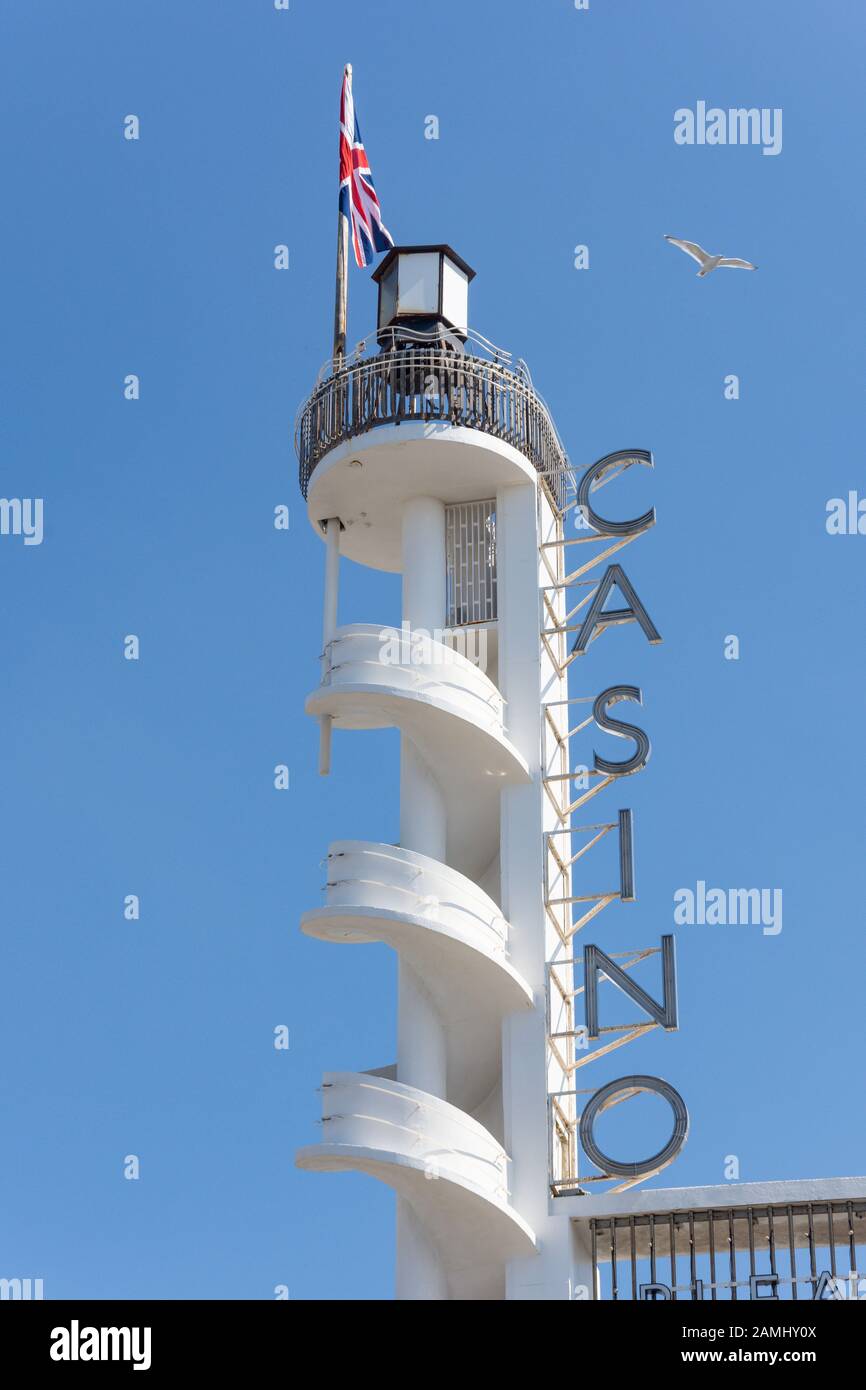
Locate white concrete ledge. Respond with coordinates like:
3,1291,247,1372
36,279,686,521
306,422,539,572
309,622,517,750
557,1174,866,1221
302,841,533,1111
297,1071,536,1292
306,624,530,879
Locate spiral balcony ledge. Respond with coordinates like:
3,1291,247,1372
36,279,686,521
302,840,533,1113
296,342,570,571
296,1071,537,1293
305,623,530,880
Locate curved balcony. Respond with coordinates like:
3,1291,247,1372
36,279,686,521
296,1071,536,1289
302,841,533,1112
295,339,571,571
305,623,529,879
296,344,568,500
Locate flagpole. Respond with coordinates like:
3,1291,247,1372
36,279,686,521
332,207,349,362
332,63,351,364
321,64,351,774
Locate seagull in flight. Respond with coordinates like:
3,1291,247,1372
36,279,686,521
664,235,757,277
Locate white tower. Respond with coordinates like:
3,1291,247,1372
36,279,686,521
291,233,866,1306
294,245,866,1304
295,245,584,1300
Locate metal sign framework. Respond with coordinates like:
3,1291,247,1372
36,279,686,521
538,455,680,1196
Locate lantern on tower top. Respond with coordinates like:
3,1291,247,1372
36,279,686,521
371,244,475,348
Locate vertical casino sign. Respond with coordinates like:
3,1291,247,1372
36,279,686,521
563,449,687,1190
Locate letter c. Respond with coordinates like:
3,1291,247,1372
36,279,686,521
576,449,656,536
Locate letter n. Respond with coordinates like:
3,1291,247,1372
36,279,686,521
583,935,678,1039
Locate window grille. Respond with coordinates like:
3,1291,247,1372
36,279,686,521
445,500,497,627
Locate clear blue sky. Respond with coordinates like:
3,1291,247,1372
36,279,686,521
1,0,864,1300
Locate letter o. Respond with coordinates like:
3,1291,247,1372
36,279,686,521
579,1075,689,1178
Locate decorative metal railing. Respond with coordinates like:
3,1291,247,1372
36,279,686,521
589,1200,866,1301
295,340,570,504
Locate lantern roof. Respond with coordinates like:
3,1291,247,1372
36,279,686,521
371,244,476,284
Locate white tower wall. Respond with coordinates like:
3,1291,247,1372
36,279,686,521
295,303,573,1298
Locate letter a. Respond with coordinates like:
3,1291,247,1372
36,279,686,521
572,564,662,655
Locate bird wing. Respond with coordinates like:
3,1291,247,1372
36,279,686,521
718,257,757,270
664,235,711,266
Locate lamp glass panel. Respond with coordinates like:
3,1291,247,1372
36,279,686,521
397,253,440,314
441,260,469,330
378,259,398,329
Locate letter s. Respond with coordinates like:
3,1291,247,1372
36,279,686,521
593,685,650,776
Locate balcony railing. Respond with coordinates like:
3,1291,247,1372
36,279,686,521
295,335,570,506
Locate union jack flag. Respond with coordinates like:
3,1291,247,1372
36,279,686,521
339,66,393,268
